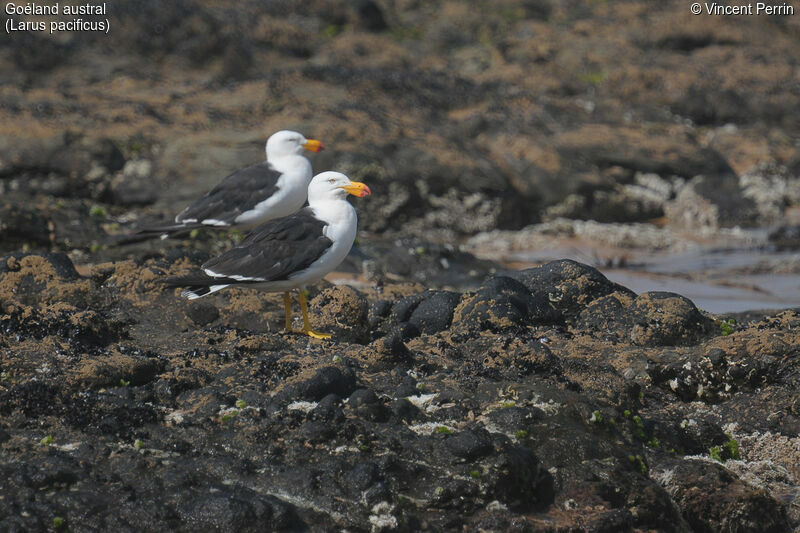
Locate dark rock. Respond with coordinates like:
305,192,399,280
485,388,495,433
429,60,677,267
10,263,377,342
629,292,714,346
345,461,380,491
114,0,231,65
177,485,300,532
408,290,461,334
445,428,494,460
388,398,421,422
0,252,80,280
455,276,559,331
394,375,418,399
311,394,345,423
653,459,791,533
348,388,379,408
25,455,81,488
769,224,800,251
392,321,420,342
0,206,53,246
278,366,357,403
665,174,760,230
394,384,419,399
576,291,635,340
512,259,633,321
671,85,750,126
391,293,426,323
186,302,219,326
491,446,553,510
310,286,370,344
9,31,72,71
104,159,158,206
368,299,392,329
299,420,335,443
354,0,388,32
486,406,545,433
370,332,411,364
354,402,389,422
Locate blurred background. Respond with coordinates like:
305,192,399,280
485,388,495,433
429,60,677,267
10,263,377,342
2,0,800,312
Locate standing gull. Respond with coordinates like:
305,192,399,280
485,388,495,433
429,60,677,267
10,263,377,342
162,172,371,339
122,130,324,242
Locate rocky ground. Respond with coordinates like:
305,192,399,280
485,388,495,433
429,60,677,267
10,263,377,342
2,0,800,531
1,253,799,531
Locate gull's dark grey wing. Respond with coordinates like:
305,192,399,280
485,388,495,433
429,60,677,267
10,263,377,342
201,207,333,282
176,162,282,225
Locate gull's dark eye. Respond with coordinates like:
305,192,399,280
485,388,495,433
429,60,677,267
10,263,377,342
328,178,336,184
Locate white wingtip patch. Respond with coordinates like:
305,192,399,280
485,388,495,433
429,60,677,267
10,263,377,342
230,274,266,281
203,268,264,282
201,219,230,227
181,289,202,300
181,285,229,299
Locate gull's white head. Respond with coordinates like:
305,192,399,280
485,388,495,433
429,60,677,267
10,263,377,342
266,130,325,159
307,171,371,204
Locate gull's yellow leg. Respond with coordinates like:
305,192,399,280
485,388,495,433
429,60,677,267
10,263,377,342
283,291,300,334
298,289,331,339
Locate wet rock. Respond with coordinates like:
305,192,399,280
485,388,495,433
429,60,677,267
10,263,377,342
310,286,369,344
373,289,461,338
114,0,232,64
579,291,714,346
277,366,357,403
390,293,426,323
368,299,392,330
392,321,420,342
0,134,124,202
454,276,559,332
0,306,126,351
105,159,158,206
511,259,633,321
310,394,345,423
1,252,80,280
0,381,60,417
177,485,300,532
0,206,52,246
491,446,553,510
652,459,791,532
370,332,411,365
0,254,94,308
354,0,388,32
348,388,379,408
445,428,494,460
299,420,335,443
393,376,418,399
671,85,750,126
388,398,420,422
769,225,800,250
345,461,381,491
408,290,461,334
186,302,220,326
8,30,72,71
486,406,545,433
665,174,759,231
70,353,163,389
630,292,714,346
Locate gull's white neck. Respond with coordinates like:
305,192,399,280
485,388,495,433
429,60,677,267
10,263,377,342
268,151,312,177
310,196,356,225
